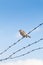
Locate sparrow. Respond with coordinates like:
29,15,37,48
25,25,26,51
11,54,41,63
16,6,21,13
19,29,31,38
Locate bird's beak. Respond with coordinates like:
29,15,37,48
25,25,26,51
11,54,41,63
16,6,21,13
19,30,20,32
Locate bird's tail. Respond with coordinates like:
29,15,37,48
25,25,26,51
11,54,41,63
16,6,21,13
26,34,31,38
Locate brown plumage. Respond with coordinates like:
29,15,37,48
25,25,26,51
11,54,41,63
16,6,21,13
19,30,31,38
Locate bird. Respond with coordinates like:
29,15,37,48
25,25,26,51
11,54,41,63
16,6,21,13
19,29,31,38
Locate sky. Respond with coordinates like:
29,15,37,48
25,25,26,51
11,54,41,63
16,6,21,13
0,0,43,64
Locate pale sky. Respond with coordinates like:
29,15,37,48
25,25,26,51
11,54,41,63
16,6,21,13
0,59,43,65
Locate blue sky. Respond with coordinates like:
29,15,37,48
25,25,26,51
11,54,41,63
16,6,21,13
0,0,43,62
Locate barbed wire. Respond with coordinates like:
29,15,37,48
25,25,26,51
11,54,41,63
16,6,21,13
11,47,43,59
6,38,43,59
0,46,43,61
0,38,43,61
28,23,43,34
0,23,43,55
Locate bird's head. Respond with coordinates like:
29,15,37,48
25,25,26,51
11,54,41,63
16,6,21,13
19,30,22,32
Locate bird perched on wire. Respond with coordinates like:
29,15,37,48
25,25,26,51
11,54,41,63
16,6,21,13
19,29,31,38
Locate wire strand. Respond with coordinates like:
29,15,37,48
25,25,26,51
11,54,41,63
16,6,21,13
0,23,43,55
0,38,43,61
0,47,43,61
6,38,43,59
11,47,43,59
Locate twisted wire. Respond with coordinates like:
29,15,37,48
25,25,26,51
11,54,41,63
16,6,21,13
0,47,43,61
0,38,43,61
11,47,43,59
0,23,43,55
